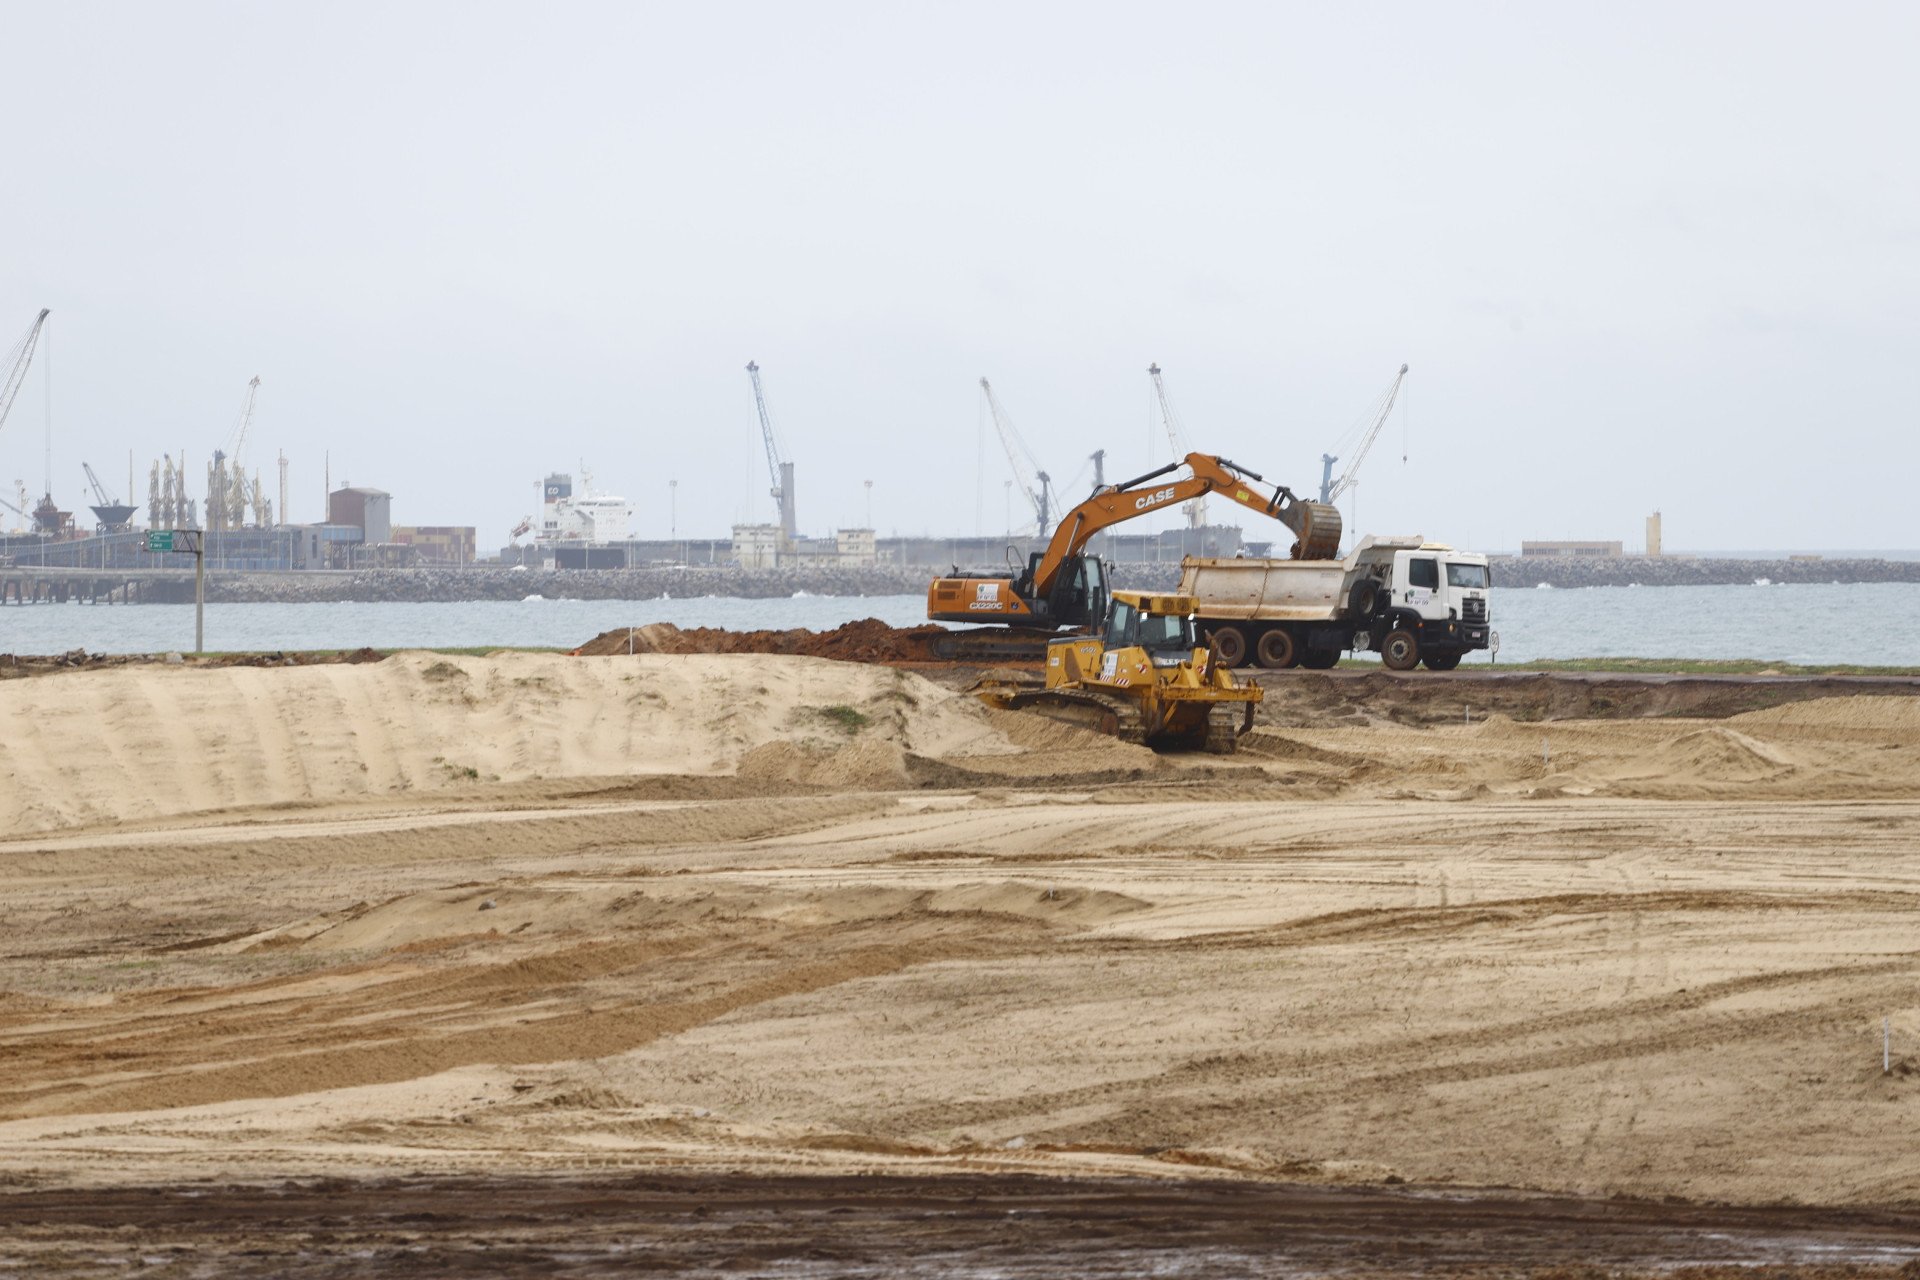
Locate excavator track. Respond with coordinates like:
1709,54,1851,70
930,628,1063,664
1000,686,1147,745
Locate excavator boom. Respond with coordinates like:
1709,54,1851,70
1031,452,1340,597
928,451,1341,634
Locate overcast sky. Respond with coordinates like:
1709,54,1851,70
2,1,1914,553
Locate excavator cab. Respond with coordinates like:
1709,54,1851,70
1003,552,1108,629
1048,554,1108,630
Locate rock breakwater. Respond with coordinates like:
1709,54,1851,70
102,555,1920,605
1488,555,1920,588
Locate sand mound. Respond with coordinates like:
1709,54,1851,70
1631,727,1796,782
1734,695,1920,733
576,618,953,664
0,652,1007,834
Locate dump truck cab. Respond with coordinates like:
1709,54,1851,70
1351,542,1492,670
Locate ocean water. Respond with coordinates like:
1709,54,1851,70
3,582,1918,666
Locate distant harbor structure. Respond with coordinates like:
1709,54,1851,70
534,472,633,567
1520,539,1625,557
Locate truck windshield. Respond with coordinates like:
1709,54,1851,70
1446,562,1490,588
1137,612,1194,651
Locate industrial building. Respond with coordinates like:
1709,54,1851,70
1521,539,1625,557
392,526,478,565
328,487,392,544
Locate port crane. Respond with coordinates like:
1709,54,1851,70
81,461,116,507
81,461,138,531
0,309,50,443
210,376,267,529
1147,363,1206,529
979,378,1053,537
745,361,796,546
1319,363,1409,506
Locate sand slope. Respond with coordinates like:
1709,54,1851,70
0,652,1009,834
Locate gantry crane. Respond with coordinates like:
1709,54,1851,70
0,309,50,442
979,377,1053,537
1319,363,1409,506
1147,363,1206,529
745,361,796,545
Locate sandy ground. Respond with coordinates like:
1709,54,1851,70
3,651,1920,1270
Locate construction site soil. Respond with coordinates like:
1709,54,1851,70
575,617,957,664
7,1174,1920,1277
4,629,1920,1273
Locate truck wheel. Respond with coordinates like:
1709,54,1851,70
1255,628,1297,669
1299,649,1339,670
1210,626,1248,668
1381,629,1420,671
1422,651,1463,671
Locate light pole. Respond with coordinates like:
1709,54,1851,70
864,479,872,529
1003,480,1012,537
669,479,679,563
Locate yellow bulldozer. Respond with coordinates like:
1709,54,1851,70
976,590,1262,752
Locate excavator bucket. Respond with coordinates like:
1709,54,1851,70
1291,501,1344,561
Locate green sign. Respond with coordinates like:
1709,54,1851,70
147,529,201,554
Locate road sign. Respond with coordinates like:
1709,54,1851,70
148,529,201,554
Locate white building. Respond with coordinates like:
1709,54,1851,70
728,522,876,568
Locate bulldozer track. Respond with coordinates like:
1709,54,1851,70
1204,704,1243,754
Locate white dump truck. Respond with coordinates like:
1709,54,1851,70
1177,536,1493,671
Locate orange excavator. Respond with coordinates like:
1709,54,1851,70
926,452,1341,660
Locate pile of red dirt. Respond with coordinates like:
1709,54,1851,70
574,618,953,664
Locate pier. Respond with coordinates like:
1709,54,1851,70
0,565,197,605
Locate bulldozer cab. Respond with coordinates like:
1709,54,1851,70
1103,593,1196,657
